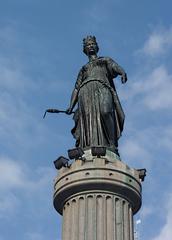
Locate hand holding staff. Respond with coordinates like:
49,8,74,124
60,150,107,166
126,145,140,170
43,108,74,118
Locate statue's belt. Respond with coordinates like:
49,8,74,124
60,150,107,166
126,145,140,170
79,78,117,100
79,78,110,91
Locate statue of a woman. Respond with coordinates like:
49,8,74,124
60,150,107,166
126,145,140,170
66,36,127,154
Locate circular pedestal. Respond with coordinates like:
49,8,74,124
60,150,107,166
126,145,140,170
53,153,142,240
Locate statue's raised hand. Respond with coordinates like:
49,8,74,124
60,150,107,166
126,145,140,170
121,73,127,84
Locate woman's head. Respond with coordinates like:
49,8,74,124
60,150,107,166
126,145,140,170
83,36,99,56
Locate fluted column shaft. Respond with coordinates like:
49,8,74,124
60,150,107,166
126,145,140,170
62,193,134,240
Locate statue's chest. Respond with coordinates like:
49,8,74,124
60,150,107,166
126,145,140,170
83,60,108,78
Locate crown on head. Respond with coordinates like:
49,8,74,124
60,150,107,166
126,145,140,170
83,35,99,55
83,36,97,45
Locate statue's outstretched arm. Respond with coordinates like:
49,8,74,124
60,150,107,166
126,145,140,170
110,59,128,84
66,68,83,114
66,88,78,114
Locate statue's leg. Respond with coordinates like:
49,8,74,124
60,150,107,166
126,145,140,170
99,88,118,149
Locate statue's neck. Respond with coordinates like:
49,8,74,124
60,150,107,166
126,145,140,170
88,54,98,62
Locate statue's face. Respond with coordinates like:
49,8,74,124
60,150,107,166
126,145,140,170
85,41,98,56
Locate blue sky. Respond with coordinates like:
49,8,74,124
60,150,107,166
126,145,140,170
0,0,172,239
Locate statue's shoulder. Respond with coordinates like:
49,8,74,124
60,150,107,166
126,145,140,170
78,64,86,73
99,56,110,59
99,56,116,64
101,56,114,62
81,57,114,71
80,64,88,72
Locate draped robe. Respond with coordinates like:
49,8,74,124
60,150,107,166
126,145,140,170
71,57,125,152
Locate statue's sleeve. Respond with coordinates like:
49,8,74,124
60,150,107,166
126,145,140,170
67,68,84,111
106,58,126,78
75,68,84,90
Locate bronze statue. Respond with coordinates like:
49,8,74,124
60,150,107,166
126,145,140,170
66,36,127,154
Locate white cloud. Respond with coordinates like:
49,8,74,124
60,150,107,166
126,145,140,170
0,58,33,93
140,206,154,219
121,135,153,169
121,139,150,161
25,166,55,192
141,26,172,57
121,122,172,170
123,65,172,111
0,156,54,191
0,156,55,219
0,157,25,190
0,157,24,217
142,66,172,110
151,194,172,240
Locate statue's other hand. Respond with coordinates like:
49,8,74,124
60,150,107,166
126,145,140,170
121,73,127,84
66,107,73,115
